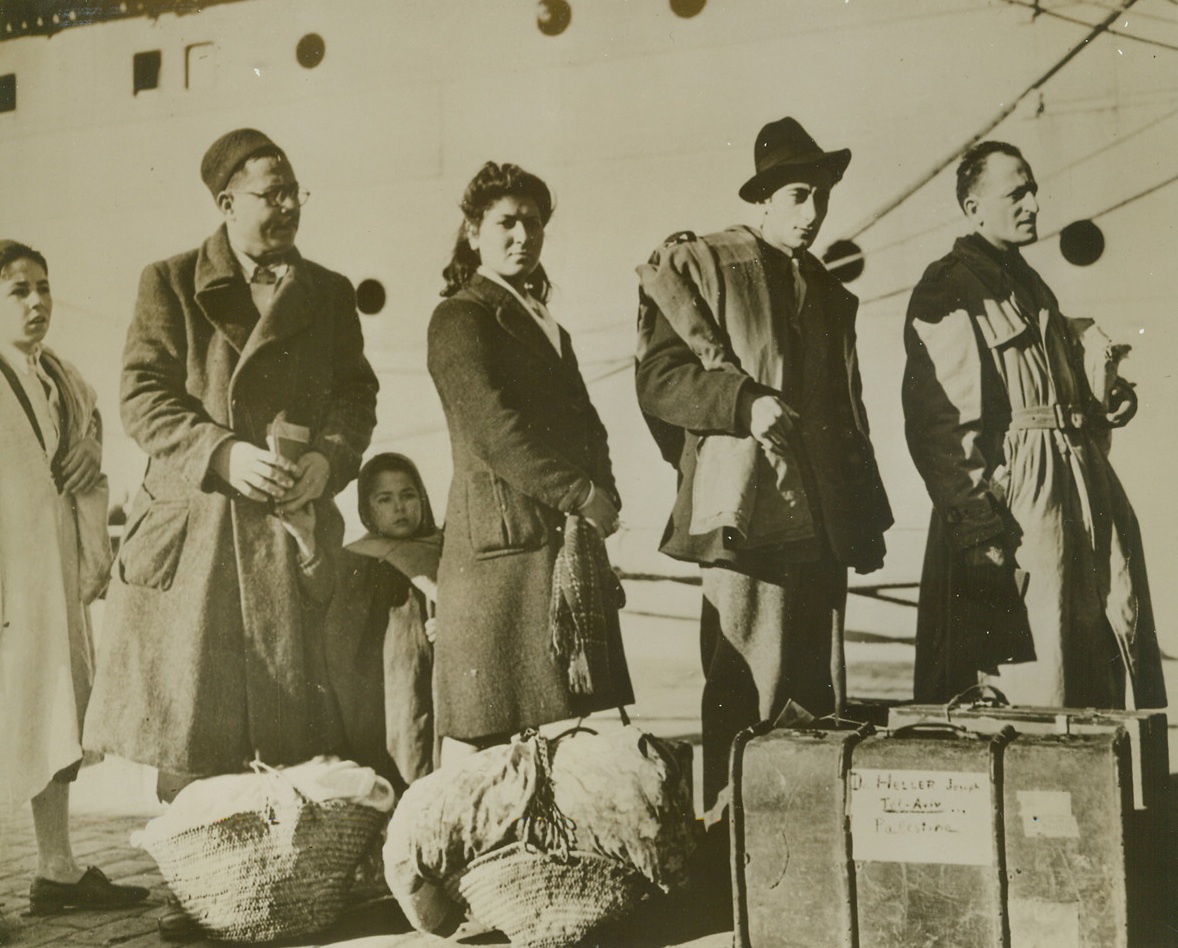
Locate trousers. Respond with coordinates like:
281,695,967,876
699,558,846,810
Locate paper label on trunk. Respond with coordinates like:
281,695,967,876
850,768,992,865
1017,790,1081,838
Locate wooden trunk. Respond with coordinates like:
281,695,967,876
1001,730,1135,947
731,723,869,948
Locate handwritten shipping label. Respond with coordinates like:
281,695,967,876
850,768,992,865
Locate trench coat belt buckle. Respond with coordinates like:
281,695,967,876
1008,404,1088,431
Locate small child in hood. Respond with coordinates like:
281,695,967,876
323,453,442,792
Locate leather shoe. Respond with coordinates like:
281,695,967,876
28,867,149,916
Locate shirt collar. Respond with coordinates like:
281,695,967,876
954,231,1031,297
477,265,539,313
229,242,291,283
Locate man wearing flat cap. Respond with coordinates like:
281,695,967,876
636,117,892,810
86,129,379,792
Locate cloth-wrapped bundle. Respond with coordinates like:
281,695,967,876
137,757,394,846
136,757,395,942
384,727,697,941
383,739,542,935
550,726,696,893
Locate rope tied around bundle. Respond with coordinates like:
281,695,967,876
516,733,574,863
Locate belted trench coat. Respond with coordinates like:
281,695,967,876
903,233,1164,708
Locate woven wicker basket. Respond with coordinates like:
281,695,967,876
145,797,387,943
445,842,653,948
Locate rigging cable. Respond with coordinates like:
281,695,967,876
1002,0,1178,50
858,169,1178,308
1077,0,1178,19
841,0,1142,244
821,103,1178,272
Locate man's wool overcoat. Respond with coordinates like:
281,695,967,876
85,226,378,776
427,275,633,741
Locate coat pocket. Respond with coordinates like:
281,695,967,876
117,493,190,590
466,471,548,559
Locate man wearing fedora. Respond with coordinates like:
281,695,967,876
86,129,379,800
636,117,892,810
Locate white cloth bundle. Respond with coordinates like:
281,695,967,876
550,727,696,893
134,756,395,849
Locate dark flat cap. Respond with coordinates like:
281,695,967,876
200,128,287,197
739,117,851,203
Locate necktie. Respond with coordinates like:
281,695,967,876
789,257,806,313
251,264,278,285
249,263,280,318
780,256,801,335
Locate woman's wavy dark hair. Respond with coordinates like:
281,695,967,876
357,452,437,537
0,240,48,277
441,161,554,301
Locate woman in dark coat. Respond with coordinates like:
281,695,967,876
427,162,633,758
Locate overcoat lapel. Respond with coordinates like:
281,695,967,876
795,253,848,403
237,260,313,370
192,226,315,382
558,326,577,369
467,275,581,386
193,226,258,355
954,234,1040,333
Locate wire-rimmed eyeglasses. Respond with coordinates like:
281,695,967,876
227,183,311,208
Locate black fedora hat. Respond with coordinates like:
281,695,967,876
738,117,851,203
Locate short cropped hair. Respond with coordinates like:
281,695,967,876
956,141,1025,210
0,241,48,277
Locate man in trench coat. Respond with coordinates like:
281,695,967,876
85,129,379,789
902,140,1165,709
635,118,892,811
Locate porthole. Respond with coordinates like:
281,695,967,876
296,33,325,69
670,0,706,17
356,279,387,315
1059,219,1104,267
537,0,571,36
822,238,865,284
